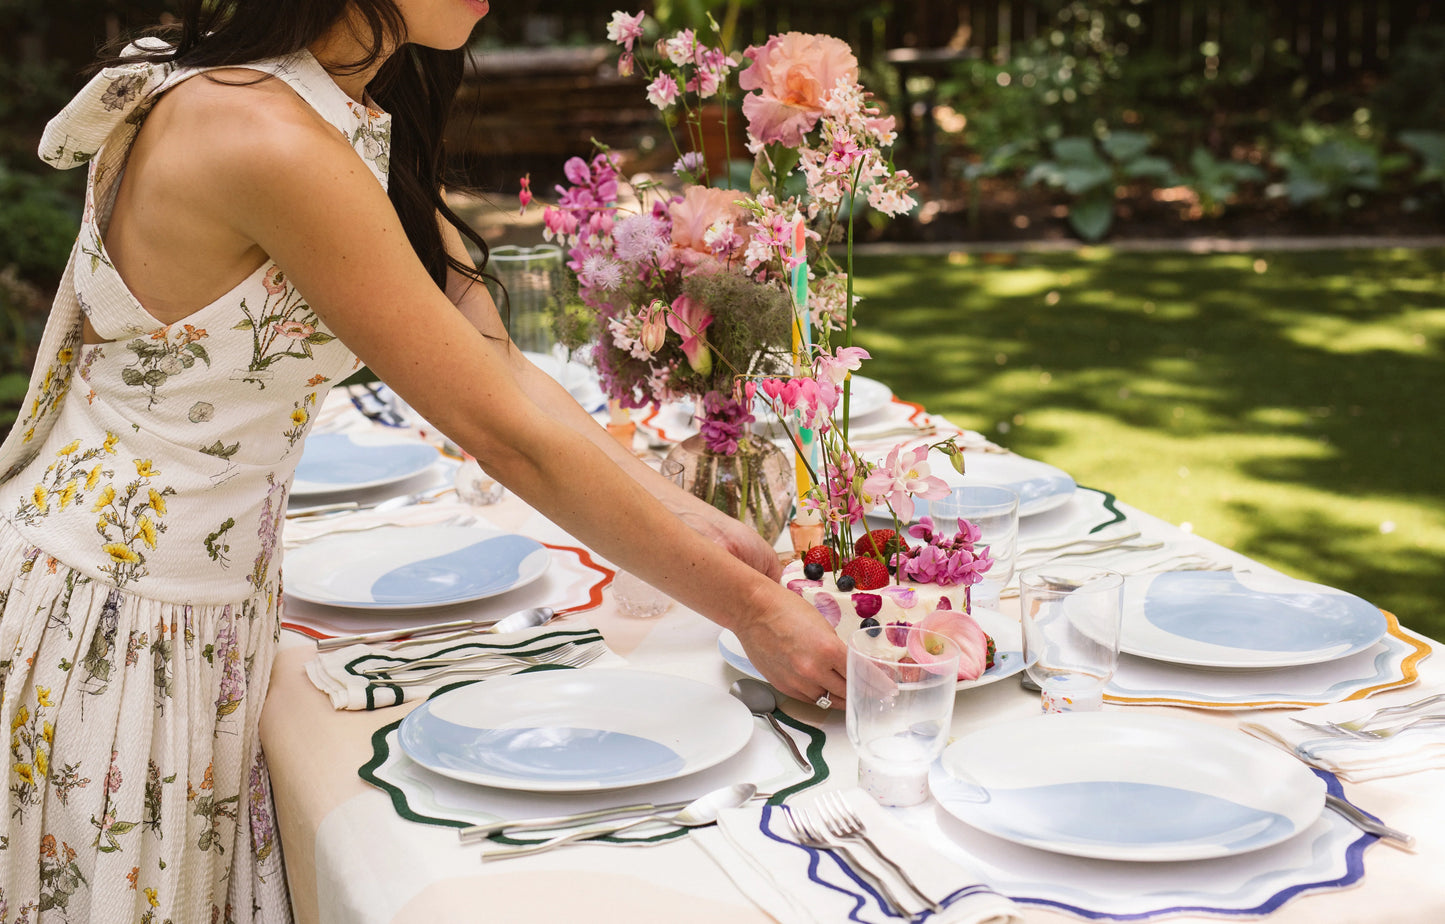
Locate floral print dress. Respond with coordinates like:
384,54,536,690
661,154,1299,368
0,42,393,923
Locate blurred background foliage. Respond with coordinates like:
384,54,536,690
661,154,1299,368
2,0,1443,430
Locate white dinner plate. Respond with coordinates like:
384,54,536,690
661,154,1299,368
930,712,1325,862
1120,570,1388,669
284,525,550,609
717,605,1023,692
523,351,606,413
292,431,440,496
397,668,755,791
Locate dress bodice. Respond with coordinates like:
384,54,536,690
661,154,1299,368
0,43,394,603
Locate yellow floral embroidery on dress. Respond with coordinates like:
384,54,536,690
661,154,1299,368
12,433,118,527
92,458,176,587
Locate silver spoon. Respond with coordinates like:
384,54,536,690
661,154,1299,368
731,678,811,771
314,606,555,651
479,783,757,861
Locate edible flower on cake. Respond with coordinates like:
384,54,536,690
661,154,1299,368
783,516,997,680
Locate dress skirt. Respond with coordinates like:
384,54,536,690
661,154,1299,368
0,518,290,923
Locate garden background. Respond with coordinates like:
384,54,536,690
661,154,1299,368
1,1,1442,634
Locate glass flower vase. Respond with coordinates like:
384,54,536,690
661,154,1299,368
665,431,795,545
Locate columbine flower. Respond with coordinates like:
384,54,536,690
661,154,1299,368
606,10,645,49
646,74,680,110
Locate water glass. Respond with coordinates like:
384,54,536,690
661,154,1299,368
928,485,1019,609
485,244,564,354
1019,565,1124,713
613,457,686,618
846,626,960,806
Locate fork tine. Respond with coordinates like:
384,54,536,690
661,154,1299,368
782,803,910,916
818,792,943,914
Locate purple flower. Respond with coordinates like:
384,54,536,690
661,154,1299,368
698,391,755,455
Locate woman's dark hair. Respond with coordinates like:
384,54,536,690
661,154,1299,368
94,0,490,292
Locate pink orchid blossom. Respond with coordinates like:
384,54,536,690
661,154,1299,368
860,443,949,522
738,32,858,147
666,294,714,375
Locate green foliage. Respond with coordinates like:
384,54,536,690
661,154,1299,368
0,160,81,286
1370,25,1445,134
1399,131,1445,186
1024,130,1174,241
1182,148,1266,217
1268,122,1408,215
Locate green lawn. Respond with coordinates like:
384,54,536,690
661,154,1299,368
850,247,1445,640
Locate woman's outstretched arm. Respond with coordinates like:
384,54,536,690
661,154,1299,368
201,89,845,705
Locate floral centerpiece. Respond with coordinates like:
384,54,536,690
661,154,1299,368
535,12,983,582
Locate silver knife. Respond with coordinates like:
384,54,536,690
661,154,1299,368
1324,794,1415,851
457,799,693,843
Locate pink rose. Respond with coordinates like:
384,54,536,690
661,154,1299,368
739,32,858,147
668,186,749,273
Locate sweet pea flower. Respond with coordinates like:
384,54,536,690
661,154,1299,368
666,293,713,375
738,32,858,147
860,443,949,522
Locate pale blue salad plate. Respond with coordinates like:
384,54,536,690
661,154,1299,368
930,712,1325,862
397,668,755,791
292,431,439,496
1121,570,1387,669
284,525,550,609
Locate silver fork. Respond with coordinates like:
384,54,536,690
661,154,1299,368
1298,714,1445,742
814,792,941,913
364,644,602,687
1291,693,1445,737
781,805,910,918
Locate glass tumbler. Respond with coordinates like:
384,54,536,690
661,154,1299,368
1019,565,1124,713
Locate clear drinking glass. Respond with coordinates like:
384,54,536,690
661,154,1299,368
1019,565,1125,713
846,626,961,806
613,458,686,618
927,485,1019,610
485,244,565,354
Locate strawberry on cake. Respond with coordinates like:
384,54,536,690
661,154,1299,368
784,519,997,680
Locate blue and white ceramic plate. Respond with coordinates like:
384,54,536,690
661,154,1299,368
717,605,1024,692
284,526,550,609
396,668,755,791
292,431,439,496
911,449,1076,519
1120,570,1388,669
930,712,1325,862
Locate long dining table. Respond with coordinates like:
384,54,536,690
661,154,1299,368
259,383,1445,924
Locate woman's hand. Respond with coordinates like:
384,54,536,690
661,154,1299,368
731,588,847,709
675,508,783,582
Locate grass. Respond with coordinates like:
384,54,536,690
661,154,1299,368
850,247,1445,640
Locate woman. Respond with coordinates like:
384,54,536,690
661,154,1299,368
0,0,847,919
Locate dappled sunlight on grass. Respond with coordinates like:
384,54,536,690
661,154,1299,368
852,247,1445,637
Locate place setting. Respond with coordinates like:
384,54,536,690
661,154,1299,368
358,666,829,853
862,574,1414,920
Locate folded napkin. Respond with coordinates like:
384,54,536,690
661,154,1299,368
695,788,1020,924
304,622,623,710
1242,693,1445,782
